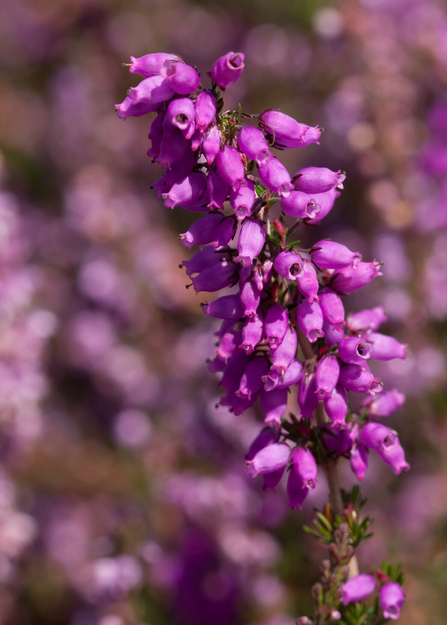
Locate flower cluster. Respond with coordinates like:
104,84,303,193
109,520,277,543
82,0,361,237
117,50,408,622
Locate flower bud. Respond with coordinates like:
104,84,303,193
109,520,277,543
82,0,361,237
292,447,318,489
319,287,346,331
367,333,408,361
341,574,376,605
258,157,293,196
315,355,340,399
259,110,321,149
379,582,405,620
160,61,200,95
331,261,383,294
210,52,245,88
246,442,290,477
297,299,324,343
235,219,266,265
293,167,345,194
360,422,409,475
281,191,320,219
195,90,217,133
311,240,361,270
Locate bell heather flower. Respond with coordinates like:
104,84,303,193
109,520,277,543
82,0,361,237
274,250,304,281
293,167,346,194
263,359,304,391
304,188,340,224
339,364,382,395
164,173,207,208
360,422,409,475
237,357,269,399
163,98,196,139
215,146,245,191
194,90,217,133
128,52,181,77
338,337,372,366
341,574,376,605
235,219,266,265
331,260,383,294
287,468,310,510
367,333,408,361
362,388,405,417
237,126,272,164
157,130,191,170
245,426,280,461
323,385,348,423
215,328,242,362
297,299,325,343
210,52,245,88
259,109,321,149
261,387,288,425
258,157,293,196
264,304,289,349
182,245,232,278
202,294,244,320
202,126,221,164
246,442,290,477
311,240,362,270
292,447,318,489
270,327,298,374
159,61,200,95
239,279,261,317
116,75,175,119
230,180,255,220
281,191,320,219
295,259,320,304
298,374,319,418
179,212,223,249
315,355,340,399
379,582,405,620
350,443,368,481
241,313,263,354
190,259,238,293
347,306,387,333
319,287,346,331
206,168,229,209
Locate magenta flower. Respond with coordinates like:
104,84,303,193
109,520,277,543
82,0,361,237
367,333,408,361
194,90,217,133
210,52,245,88
206,168,229,209
237,357,270,400
362,389,405,417
245,425,280,461
331,260,383,294
270,327,298,374
241,313,264,354
350,443,368,481
311,240,362,270
164,173,207,208
360,422,409,475
287,468,310,510
292,447,318,489
246,442,290,477
263,359,304,391
338,337,372,366
339,364,382,395
274,250,304,281
235,219,266,265
323,385,348,424
159,61,200,95
237,127,272,165
281,191,320,219
259,109,321,149
264,304,289,349
295,259,320,304
230,179,255,221
128,52,181,77
261,387,288,425
304,188,340,224
297,299,325,343
319,287,346,331
379,582,405,620
215,146,245,191
116,75,175,119
179,212,223,249
341,574,376,605
163,98,196,139
293,167,346,194
239,279,261,317
202,294,244,320
315,355,340,399
347,306,387,333
298,373,318,418
202,126,221,165
258,157,293,196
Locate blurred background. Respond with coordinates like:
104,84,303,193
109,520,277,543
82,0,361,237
0,0,446,623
